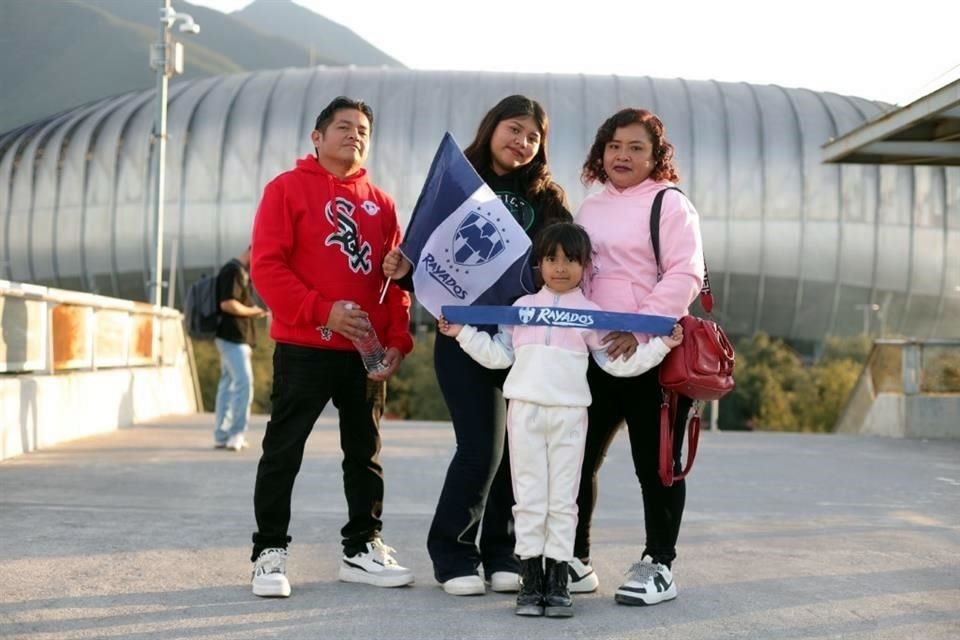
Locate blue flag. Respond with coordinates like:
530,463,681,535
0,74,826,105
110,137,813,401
400,133,533,319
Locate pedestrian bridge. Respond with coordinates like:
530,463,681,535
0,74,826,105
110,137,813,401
0,280,198,461
1,414,957,639
4,280,959,464
2,282,959,638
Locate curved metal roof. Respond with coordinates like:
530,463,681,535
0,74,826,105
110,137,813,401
2,67,958,341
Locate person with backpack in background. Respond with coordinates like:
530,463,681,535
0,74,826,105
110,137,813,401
213,245,266,451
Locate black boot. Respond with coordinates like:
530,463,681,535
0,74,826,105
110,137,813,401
515,556,544,616
544,558,574,617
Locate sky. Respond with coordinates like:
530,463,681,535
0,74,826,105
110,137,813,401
188,0,959,106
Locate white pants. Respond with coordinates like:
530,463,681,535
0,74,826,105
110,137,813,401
507,400,588,561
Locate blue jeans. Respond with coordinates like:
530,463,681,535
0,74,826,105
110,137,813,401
427,332,518,582
214,338,253,444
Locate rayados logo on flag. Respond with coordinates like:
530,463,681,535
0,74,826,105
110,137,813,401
453,211,507,266
419,204,512,301
400,133,532,318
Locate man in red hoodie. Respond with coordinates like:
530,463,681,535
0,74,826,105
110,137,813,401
248,96,415,598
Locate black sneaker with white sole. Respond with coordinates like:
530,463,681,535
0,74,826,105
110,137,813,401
338,538,415,587
614,557,677,606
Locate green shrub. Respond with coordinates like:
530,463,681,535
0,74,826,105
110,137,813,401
386,329,450,421
191,320,448,420
192,324,865,431
191,317,275,414
719,333,863,432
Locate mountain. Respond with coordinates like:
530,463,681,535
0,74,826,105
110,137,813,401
232,0,404,68
0,0,403,134
0,0,231,134
80,0,337,72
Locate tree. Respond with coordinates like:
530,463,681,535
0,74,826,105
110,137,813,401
386,330,450,421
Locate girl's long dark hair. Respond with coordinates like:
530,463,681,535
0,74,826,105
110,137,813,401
464,95,568,218
581,108,679,185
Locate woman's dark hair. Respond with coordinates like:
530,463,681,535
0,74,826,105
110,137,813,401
464,95,568,217
581,108,679,185
314,96,374,133
533,222,593,265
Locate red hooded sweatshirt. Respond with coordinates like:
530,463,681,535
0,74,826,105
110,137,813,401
250,155,413,355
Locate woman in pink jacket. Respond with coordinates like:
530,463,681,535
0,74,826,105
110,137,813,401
570,108,705,606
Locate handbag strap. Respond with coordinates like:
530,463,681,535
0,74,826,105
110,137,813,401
658,393,701,487
649,187,715,313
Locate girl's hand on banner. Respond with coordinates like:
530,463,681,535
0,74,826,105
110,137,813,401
383,249,412,280
663,324,683,349
437,315,463,338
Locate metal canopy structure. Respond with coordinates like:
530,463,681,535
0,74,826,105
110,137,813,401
3,68,958,341
823,78,960,166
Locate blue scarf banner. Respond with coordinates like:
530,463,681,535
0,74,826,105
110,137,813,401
441,305,677,335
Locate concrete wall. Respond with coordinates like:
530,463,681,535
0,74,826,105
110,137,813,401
905,396,960,439
836,340,960,439
854,394,907,437
0,362,198,461
1,281,200,461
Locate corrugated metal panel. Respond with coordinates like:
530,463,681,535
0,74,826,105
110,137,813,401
1,68,957,341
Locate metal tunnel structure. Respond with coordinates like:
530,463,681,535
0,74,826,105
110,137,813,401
2,67,958,342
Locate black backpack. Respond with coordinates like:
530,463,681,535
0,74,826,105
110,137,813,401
184,273,220,340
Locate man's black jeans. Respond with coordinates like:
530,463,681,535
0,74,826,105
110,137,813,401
251,343,386,561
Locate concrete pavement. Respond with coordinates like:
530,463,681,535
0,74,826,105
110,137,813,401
2,414,959,639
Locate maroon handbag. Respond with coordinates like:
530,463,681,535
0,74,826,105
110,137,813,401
649,188,735,487
659,314,736,401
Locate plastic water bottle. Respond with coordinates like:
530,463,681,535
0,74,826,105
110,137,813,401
345,303,387,374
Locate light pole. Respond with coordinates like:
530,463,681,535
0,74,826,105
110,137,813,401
149,0,199,307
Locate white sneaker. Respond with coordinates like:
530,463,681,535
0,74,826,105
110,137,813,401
338,539,415,587
489,571,520,593
614,557,677,605
252,548,291,597
226,434,247,451
442,575,485,596
569,557,599,593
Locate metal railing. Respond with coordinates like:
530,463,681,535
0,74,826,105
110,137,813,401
836,338,960,438
1,280,187,374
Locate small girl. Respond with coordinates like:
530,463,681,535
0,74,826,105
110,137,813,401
438,222,682,618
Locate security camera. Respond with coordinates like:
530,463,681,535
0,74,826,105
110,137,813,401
176,12,200,34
